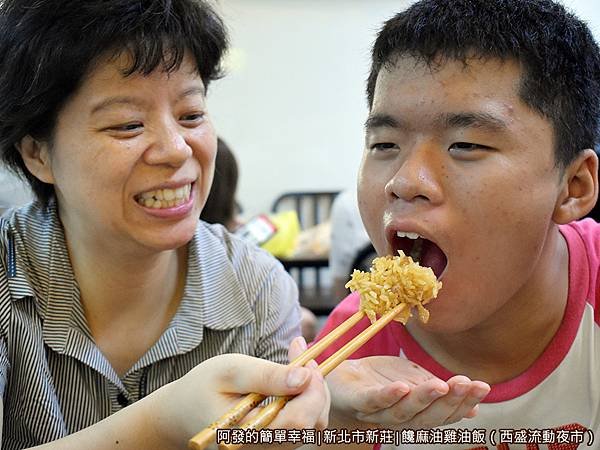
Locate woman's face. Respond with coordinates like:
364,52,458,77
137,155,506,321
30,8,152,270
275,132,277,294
41,52,216,253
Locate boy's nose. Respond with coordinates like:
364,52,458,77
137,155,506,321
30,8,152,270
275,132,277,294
384,143,443,205
144,122,193,167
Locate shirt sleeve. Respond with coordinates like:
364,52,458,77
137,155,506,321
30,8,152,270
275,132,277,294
253,262,302,365
0,221,10,399
0,338,7,398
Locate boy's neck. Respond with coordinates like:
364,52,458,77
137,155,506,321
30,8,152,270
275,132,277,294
406,226,569,385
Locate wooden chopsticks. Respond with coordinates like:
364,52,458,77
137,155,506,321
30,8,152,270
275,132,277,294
188,303,406,450
188,310,365,450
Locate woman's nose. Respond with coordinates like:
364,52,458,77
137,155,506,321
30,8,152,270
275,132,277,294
384,143,444,205
144,122,192,167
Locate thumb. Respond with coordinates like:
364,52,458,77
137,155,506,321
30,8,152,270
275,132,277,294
218,354,313,397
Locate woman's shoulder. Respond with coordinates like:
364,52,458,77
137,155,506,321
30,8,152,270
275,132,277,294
195,221,282,271
2,201,58,241
191,221,292,298
0,201,59,315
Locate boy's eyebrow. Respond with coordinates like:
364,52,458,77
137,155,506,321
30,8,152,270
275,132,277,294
437,112,509,131
364,114,404,131
365,111,509,133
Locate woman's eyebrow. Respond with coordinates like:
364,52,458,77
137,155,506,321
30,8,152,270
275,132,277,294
177,86,206,100
90,96,145,114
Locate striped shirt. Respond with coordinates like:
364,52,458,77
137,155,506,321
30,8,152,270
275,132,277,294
0,201,301,449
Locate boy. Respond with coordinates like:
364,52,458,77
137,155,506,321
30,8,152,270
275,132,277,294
318,0,600,448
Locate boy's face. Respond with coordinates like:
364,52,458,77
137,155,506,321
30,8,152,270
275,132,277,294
359,56,563,333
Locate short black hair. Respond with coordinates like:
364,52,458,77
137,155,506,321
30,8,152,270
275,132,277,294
0,0,228,205
367,0,600,168
200,138,240,227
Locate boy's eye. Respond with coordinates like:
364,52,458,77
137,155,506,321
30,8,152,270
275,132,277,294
448,142,487,152
370,142,398,152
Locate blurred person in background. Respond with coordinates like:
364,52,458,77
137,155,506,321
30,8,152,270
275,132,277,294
0,166,33,215
329,189,373,301
202,138,319,341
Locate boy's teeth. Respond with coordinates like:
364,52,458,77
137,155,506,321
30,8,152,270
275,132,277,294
396,231,421,240
137,184,191,208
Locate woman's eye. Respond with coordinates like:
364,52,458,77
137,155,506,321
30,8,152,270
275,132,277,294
180,112,205,123
110,122,143,133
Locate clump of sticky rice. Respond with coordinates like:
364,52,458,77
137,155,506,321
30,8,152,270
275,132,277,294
345,250,442,324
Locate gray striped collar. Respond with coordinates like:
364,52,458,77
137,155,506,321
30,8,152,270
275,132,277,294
2,203,256,377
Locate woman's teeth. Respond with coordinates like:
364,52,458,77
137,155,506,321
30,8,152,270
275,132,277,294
136,184,192,209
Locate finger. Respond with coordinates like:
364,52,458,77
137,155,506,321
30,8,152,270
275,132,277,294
465,404,479,419
317,381,331,430
399,376,472,427
443,381,490,424
357,378,448,423
269,368,330,430
349,381,411,415
219,354,313,397
288,336,308,362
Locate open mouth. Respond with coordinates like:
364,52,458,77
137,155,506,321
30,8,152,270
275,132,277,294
135,183,193,209
393,231,448,278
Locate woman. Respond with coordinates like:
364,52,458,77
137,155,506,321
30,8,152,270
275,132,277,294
0,0,326,447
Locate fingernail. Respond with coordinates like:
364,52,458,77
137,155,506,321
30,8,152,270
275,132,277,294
294,336,308,351
430,388,445,400
453,382,469,396
287,367,309,388
397,383,410,395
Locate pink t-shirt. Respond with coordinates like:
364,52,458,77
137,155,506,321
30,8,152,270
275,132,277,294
315,220,600,449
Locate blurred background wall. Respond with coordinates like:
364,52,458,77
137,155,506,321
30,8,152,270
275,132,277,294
208,0,600,219
209,1,412,218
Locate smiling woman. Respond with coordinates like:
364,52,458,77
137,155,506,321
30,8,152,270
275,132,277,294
0,1,327,449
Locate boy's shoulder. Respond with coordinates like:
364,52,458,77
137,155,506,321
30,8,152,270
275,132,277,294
560,219,600,313
561,218,600,251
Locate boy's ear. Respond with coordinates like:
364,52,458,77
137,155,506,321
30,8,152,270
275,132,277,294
553,149,598,224
16,135,55,184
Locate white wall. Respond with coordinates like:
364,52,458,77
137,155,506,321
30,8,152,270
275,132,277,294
563,0,600,37
209,0,600,219
209,1,411,218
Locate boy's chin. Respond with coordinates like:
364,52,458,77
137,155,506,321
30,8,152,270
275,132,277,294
414,305,479,334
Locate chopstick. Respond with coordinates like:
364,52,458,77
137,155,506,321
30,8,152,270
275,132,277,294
217,302,407,450
188,310,366,450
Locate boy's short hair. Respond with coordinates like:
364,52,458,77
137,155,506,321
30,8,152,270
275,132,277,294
367,0,600,168
0,0,228,205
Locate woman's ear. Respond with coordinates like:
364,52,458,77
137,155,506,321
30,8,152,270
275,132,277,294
553,149,598,224
16,135,55,184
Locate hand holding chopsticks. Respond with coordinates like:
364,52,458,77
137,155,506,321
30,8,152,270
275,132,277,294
187,309,365,450
189,251,441,450
189,303,406,450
